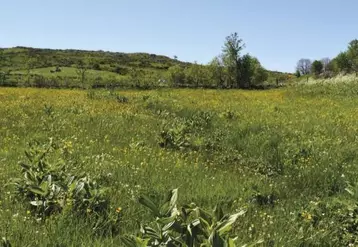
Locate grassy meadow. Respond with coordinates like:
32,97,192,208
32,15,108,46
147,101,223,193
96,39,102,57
1,82,358,246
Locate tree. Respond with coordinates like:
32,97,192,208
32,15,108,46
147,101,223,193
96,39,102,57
321,58,331,72
239,55,267,87
0,71,8,86
208,55,226,88
167,65,185,87
311,60,323,76
222,32,245,88
0,49,5,67
76,59,90,87
295,69,301,78
253,66,268,86
296,59,312,75
347,39,358,75
25,54,38,86
335,52,351,73
185,63,209,88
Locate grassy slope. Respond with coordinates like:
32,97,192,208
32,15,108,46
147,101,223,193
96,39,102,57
0,47,186,72
1,84,358,246
0,47,293,85
14,67,126,78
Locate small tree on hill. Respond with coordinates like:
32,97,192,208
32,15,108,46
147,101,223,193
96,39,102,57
311,60,323,76
335,52,351,74
208,55,226,88
296,59,312,75
167,65,185,87
25,55,38,86
76,59,90,88
347,39,358,75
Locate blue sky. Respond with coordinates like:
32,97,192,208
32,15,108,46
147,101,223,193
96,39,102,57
1,0,357,72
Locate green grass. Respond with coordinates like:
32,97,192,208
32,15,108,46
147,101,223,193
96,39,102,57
14,66,126,79
1,84,358,246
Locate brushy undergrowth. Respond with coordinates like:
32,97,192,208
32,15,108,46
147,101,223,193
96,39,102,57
1,86,358,246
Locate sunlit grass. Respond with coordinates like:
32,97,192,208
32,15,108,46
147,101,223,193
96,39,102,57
1,86,358,246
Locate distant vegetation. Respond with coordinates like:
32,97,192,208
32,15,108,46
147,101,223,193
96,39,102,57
0,33,293,89
296,39,358,79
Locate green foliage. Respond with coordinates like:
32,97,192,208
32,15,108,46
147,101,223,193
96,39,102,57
335,52,351,73
11,140,110,218
311,60,324,76
122,189,250,247
208,56,227,88
1,43,286,89
167,65,186,87
330,39,358,75
159,111,214,151
184,63,211,88
347,39,358,74
222,32,245,88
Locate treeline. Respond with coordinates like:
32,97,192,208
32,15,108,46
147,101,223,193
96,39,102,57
167,33,270,89
296,39,358,78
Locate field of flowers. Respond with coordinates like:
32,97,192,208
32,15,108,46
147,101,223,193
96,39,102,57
1,84,358,246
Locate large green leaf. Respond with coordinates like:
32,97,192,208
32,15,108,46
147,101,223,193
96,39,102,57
139,195,160,216
141,226,161,240
213,204,224,222
216,210,245,236
28,186,46,196
209,231,226,247
160,188,178,216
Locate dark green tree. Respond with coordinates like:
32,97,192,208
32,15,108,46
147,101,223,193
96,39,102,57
311,60,324,76
208,55,226,88
167,65,185,87
335,52,351,73
75,58,90,87
347,39,358,75
222,32,245,88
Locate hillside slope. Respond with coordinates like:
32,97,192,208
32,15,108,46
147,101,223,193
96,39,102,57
0,46,293,88
0,46,187,73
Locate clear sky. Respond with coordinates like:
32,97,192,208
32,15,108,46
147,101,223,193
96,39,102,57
1,0,357,72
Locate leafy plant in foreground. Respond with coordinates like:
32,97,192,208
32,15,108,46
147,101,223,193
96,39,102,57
122,189,256,247
9,140,120,235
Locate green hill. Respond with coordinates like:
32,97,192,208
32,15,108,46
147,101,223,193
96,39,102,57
0,46,186,72
0,46,293,89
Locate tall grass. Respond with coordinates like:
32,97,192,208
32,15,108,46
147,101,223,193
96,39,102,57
1,85,358,246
